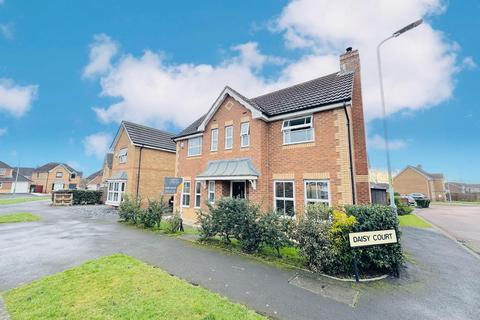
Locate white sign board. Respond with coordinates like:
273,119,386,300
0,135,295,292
349,229,397,248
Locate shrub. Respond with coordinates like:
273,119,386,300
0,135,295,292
304,203,331,221
394,196,414,216
165,212,183,233
415,199,431,208
139,198,169,228
327,210,357,274
344,205,404,275
258,211,294,257
118,195,142,224
53,190,103,205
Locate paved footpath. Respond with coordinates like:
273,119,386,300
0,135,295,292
1,201,479,320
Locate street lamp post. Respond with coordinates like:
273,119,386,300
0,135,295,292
377,19,423,212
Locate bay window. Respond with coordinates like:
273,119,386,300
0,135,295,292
106,181,126,206
282,115,314,144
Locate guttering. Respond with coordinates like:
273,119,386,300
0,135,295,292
343,102,356,204
136,145,144,198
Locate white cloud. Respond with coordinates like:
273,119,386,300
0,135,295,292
0,78,38,116
67,161,81,171
0,23,14,39
83,34,119,79
87,1,462,129
462,56,476,70
0,127,7,136
83,132,112,159
276,0,458,120
368,134,408,150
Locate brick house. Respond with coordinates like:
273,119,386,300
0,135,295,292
105,121,176,206
393,165,446,201
30,162,82,193
173,48,370,224
85,170,104,190
0,161,32,193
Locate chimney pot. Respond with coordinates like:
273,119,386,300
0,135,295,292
346,47,353,52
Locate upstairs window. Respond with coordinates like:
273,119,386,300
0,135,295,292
240,122,250,147
70,173,76,179
282,115,314,145
211,128,218,151
118,148,128,163
225,125,233,149
188,137,202,156
56,172,63,178
0,168,6,176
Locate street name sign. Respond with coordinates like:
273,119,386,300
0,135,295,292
349,229,397,248
164,177,183,194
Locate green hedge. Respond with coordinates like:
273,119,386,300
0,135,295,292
415,199,431,208
53,190,103,205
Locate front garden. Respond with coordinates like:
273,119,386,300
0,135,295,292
118,196,404,279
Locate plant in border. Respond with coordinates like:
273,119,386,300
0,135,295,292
258,211,294,257
165,211,183,233
139,197,169,228
118,195,142,224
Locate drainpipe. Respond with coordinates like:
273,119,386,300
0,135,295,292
136,146,144,199
343,102,356,204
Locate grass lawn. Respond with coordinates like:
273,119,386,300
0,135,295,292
432,201,480,206
399,214,432,228
3,254,266,320
0,197,50,205
0,212,40,224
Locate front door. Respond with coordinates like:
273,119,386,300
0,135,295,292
231,181,246,199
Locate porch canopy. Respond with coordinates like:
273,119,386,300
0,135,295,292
195,158,259,181
107,171,128,181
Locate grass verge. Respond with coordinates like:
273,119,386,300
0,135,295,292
399,214,432,228
0,197,50,205
0,212,40,224
3,254,266,320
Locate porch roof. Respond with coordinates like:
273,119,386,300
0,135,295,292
108,171,128,181
196,158,259,181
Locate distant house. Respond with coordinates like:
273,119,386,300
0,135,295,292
446,182,480,201
86,170,103,190
104,121,176,206
101,153,113,186
0,161,32,193
30,162,83,193
393,165,446,201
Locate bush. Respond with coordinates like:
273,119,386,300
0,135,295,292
415,199,431,208
139,198,169,228
344,205,404,275
118,195,142,224
394,197,414,216
258,211,294,257
165,212,183,233
52,190,103,205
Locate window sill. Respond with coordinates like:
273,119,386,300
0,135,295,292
282,142,315,149
186,155,202,159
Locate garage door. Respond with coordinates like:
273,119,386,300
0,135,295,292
11,182,29,193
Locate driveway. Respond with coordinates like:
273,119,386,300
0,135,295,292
1,201,479,320
417,204,480,254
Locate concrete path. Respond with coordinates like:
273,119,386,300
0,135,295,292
1,201,479,320
417,204,480,254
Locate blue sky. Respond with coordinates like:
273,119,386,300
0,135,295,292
0,0,478,182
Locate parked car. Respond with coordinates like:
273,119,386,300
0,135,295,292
401,195,416,205
408,193,426,200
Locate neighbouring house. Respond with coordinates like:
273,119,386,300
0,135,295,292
173,48,370,224
0,161,32,193
86,170,104,190
393,165,446,201
101,152,113,185
104,121,176,206
30,162,83,193
446,182,480,201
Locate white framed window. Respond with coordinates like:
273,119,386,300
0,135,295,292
194,181,202,208
118,148,128,163
304,180,330,206
211,128,218,151
56,172,63,178
0,168,6,176
182,181,191,207
240,122,250,147
282,115,314,145
225,125,233,149
274,181,295,217
106,180,126,206
188,137,202,156
208,181,215,203
70,173,76,179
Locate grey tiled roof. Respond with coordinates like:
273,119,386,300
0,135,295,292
122,121,176,152
175,71,354,139
35,162,80,174
251,72,353,116
0,170,31,182
0,161,12,169
86,169,103,181
18,167,35,178
408,166,444,180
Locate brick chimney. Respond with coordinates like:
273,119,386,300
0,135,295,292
339,48,370,204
